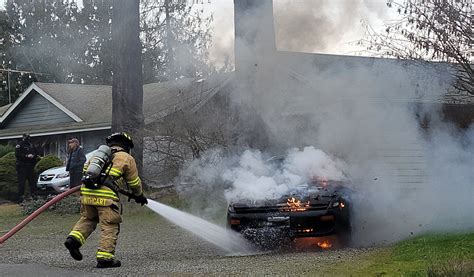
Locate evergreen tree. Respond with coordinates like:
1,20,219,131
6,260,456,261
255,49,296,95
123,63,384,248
141,0,214,82
0,10,14,106
78,0,113,84
0,0,214,105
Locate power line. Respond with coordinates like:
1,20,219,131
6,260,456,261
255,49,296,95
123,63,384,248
0,68,49,75
0,68,50,104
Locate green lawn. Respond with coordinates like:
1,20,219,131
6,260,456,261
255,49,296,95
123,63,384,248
316,232,474,276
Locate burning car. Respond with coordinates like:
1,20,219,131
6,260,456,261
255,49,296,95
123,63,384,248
227,180,352,248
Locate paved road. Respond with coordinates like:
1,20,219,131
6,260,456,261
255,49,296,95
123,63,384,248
0,205,374,275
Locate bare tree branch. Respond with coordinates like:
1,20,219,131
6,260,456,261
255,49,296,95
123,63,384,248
361,0,473,96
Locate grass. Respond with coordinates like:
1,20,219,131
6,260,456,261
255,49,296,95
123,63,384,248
0,203,79,238
315,232,474,276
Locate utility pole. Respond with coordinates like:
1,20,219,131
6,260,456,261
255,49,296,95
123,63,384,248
7,70,10,104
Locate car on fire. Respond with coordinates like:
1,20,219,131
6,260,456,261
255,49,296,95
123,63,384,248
227,177,352,248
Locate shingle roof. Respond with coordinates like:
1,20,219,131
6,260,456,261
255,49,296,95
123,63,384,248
277,51,474,105
0,73,232,139
35,83,112,124
143,73,233,124
0,104,11,117
34,73,232,125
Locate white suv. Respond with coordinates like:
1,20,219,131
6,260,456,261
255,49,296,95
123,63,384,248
36,151,95,194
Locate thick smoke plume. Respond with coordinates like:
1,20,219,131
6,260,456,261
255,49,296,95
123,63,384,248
176,1,474,246
223,147,347,202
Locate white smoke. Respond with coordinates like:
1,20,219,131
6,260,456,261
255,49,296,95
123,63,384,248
177,56,473,246
222,147,347,202
176,1,474,247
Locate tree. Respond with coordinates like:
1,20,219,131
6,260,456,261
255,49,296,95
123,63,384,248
77,0,114,85
144,94,238,185
0,10,15,106
140,0,214,83
0,0,214,106
111,0,145,173
361,0,473,95
0,0,95,105
5,0,81,82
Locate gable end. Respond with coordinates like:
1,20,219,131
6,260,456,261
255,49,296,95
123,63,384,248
3,89,76,128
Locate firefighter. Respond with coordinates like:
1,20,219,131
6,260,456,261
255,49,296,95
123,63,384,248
64,132,147,268
15,133,39,203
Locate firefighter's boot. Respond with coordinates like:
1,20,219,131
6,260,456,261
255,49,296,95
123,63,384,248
64,237,83,261
97,259,121,268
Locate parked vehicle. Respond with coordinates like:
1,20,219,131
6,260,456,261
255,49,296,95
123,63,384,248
36,151,95,194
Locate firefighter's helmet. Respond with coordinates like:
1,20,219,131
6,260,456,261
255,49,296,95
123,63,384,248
106,132,134,150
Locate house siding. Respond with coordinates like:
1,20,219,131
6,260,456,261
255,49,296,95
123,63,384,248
3,91,74,129
42,130,110,161
373,145,428,189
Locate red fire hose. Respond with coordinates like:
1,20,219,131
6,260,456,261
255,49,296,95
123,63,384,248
0,186,81,244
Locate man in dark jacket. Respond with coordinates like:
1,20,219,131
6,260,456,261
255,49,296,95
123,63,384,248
66,138,87,188
15,133,39,202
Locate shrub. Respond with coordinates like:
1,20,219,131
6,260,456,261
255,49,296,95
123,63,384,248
20,195,80,215
0,152,18,201
35,154,63,174
0,144,15,158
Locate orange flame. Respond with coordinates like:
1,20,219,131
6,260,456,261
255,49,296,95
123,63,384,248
285,197,309,212
317,240,332,249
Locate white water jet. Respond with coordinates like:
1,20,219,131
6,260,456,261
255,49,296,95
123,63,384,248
146,199,255,255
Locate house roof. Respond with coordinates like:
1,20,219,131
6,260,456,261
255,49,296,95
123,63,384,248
0,52,471,140
0,104,11,117
143,73,233,124
35,82,111,124
0,73,232,140
277,51,474,105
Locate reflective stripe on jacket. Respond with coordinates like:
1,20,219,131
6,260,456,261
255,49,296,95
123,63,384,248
107,149,143,196
80,146,143,206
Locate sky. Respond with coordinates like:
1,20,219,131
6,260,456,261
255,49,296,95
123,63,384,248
207,0,398,66
0,0,398,67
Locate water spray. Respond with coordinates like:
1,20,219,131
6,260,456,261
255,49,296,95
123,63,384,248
146,199,255,255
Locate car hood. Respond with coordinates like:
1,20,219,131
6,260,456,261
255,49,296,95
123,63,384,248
40,166,66,175
230,184,343,208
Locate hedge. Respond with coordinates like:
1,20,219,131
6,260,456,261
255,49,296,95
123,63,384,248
35,154,63,175
0,144,15,158
0,153,64,201
0,152,18,200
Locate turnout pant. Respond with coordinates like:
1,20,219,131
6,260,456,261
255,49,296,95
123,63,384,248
68,204,122,261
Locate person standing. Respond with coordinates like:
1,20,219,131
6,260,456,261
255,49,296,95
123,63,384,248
15,133,39,202
66,138,86,188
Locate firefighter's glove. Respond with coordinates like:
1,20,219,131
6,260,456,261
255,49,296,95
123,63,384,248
134,194,148,206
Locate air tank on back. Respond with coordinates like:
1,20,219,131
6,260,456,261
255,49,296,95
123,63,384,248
82,145,112,188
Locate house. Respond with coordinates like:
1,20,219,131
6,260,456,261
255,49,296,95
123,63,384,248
0,0,471,187
0,74,232,160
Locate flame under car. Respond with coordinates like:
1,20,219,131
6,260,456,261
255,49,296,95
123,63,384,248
227,182,352,248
